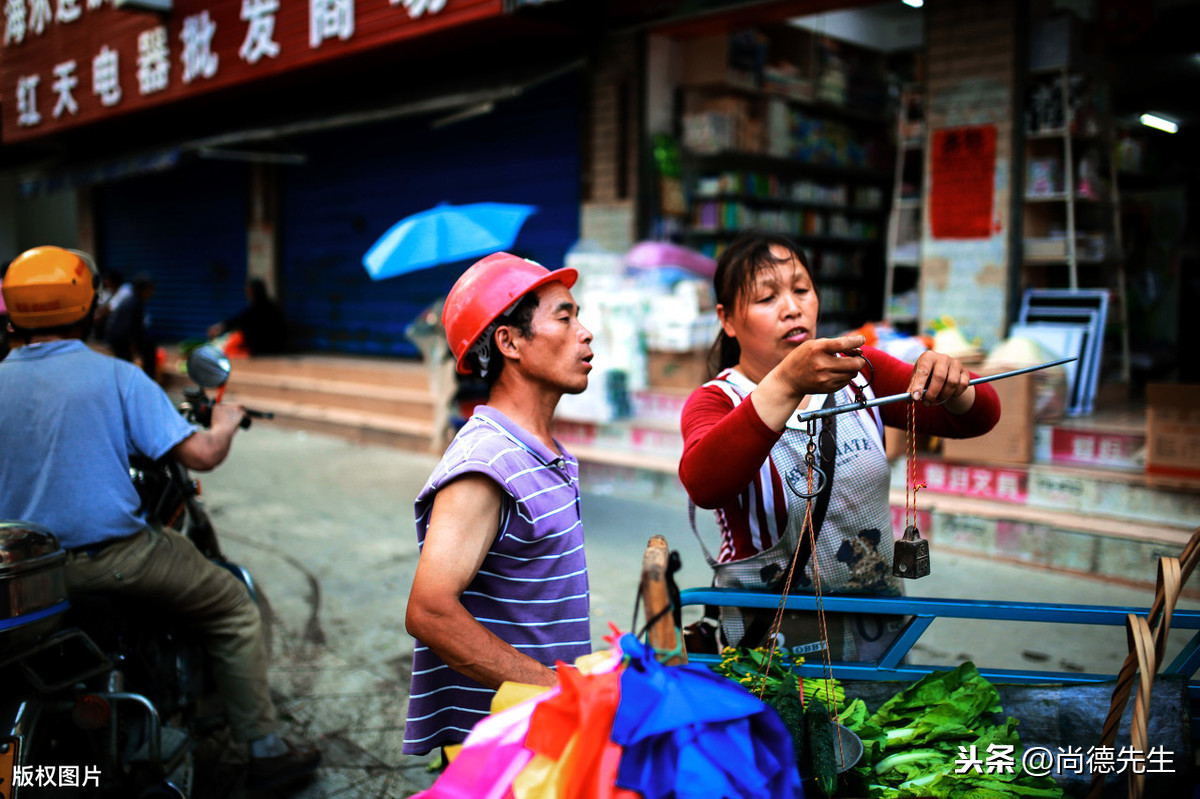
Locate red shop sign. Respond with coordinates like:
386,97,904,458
913,458,1028,504
1,0,502,142
929,124,997,239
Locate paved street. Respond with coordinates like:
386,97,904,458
191,425,1197,797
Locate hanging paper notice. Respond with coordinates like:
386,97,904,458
930,125,996,239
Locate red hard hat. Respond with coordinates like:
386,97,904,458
443,252,578,375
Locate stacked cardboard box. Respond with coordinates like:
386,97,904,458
1145,383,1200,481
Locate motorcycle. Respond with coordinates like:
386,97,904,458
0,345,273,798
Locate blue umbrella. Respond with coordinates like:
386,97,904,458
362,201,537,281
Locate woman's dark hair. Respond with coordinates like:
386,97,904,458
466,290,540,387
706,231,818,378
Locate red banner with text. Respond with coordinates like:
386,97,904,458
1,0,502,142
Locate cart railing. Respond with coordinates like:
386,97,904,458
679,588,1200,697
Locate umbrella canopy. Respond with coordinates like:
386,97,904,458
611,634,803,799
624,241,717,279
362,201,537,281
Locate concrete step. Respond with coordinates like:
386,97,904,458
889,489,1200,597
210,371,437,422
221,390,439,453
209,353,433,390
894,455,1200,531
161,348,445,454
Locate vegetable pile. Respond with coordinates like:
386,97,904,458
712,649,1066,799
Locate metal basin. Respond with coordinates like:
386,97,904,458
0,520,68,654
833,723,865,772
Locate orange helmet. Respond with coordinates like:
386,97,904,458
2,246,99,329
442,252,577,375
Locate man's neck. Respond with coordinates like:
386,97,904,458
5,330,73,347
485,380,563,454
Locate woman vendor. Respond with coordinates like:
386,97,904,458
679,231,1001,660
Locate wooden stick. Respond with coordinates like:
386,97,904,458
1125,614,1155,799
1087,526,1200,799
641,535,687,666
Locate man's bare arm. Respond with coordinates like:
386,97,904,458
404,473,558,689
170,402,244,471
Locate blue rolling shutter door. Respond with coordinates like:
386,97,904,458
278,74,581,357
94,161,248,344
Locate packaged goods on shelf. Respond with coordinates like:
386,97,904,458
1024,236,1069,260
645,313,720,353
682,112,738,155
854,185,885,210
1026,158,1063,196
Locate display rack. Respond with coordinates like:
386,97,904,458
884,85,925,334
1020,65,1129,381
676,93,890,335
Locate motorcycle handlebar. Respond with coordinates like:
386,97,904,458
184,398,273,429
238,409,274,429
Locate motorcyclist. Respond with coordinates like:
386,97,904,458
0,246,320,792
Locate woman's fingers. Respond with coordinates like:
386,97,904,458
775,339,854,395
911,353,971,403
827,334,867,355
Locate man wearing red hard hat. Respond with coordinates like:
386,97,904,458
403,252,595,759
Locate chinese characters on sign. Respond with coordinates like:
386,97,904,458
1049,427,1142,469
914,459,1028,504
396,0,445,16
310,0,353,48
180,10,218,83
930,124,997,239
239,0,279,63
93,44,121,105
2,0,491,141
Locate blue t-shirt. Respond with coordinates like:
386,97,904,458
0,340,195,549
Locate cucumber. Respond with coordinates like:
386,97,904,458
769,675,806,772
804,697,838,797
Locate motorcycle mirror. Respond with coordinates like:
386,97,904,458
186,344,232,389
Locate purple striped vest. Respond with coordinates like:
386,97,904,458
402,406,591,754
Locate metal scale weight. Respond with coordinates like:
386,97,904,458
785,356,1076,581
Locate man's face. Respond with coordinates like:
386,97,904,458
510,282,593,395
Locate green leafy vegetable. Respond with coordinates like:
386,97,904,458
710,653,1065,799
842,663,1065,799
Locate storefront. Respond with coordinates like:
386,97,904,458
628,0,1198,388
